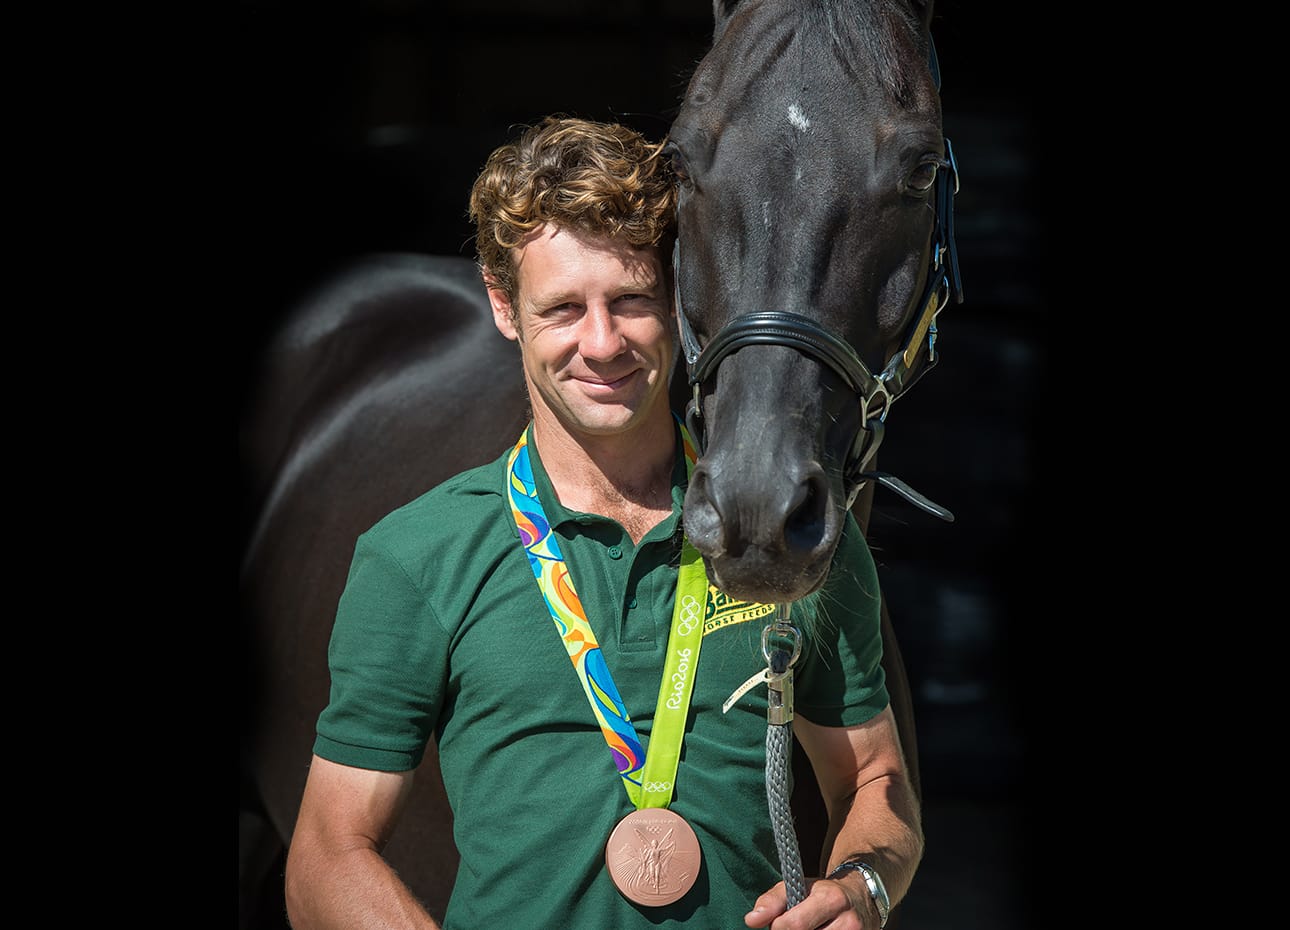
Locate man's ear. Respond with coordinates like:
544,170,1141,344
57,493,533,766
482,268,519,342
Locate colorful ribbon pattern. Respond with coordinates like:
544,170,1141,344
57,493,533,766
505,424,704,806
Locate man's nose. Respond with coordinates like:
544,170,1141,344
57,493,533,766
580,304,626,361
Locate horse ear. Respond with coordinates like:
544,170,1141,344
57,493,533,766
711,0,740,42
907,1,939,89
910,0,935,31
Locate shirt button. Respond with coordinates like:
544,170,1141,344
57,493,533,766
628,596,638,608
608,545,622,559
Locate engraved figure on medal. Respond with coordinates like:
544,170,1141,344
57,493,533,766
605,808,701,906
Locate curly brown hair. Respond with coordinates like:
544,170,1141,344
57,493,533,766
468,115,678,305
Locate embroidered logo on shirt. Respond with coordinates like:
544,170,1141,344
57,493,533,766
702,588,777,635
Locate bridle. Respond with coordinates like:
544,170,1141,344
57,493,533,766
672,40,964,520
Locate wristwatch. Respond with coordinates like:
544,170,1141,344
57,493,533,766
827,858,890,928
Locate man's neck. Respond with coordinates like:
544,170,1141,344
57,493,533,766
530,409,677,543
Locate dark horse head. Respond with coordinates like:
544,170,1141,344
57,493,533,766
668,0,962,604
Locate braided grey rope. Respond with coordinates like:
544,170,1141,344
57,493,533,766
766,719,807,907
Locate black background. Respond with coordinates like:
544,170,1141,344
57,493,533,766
239,2,1046,926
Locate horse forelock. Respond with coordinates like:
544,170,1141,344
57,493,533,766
821,0,932,109
694,0,934,120
691,1,933,141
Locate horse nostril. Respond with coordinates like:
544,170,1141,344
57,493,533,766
683,467,730,555
784,471,828,551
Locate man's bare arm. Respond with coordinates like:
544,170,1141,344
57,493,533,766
285,756,441,930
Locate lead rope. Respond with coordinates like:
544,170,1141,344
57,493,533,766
765,608,806,908
722,605,806,908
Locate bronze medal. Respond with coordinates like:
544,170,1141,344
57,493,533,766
605,807,701,906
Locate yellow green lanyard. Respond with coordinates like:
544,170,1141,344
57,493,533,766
505,425,708,810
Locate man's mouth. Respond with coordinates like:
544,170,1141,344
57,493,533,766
580,370,637,391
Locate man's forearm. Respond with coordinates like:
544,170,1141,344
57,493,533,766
823,772,924,910
285,845,442,930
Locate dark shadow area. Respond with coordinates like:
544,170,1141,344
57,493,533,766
238,3,1044,927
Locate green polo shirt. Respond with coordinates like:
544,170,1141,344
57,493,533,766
315,422,889,929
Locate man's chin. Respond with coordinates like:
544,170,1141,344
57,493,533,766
566,408,641,435
559,395,666,437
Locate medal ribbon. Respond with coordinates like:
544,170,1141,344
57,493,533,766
505,424,708,810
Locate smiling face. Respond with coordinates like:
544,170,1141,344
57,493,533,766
487,224,675,443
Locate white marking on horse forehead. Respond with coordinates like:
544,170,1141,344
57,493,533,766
787,103,810,132
762,200,771,230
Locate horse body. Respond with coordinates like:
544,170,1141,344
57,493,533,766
241,254,529,918
242,1,953,923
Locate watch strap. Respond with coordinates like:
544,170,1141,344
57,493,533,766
826,859,890,928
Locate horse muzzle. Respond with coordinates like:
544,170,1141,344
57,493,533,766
682,455,842,603
680,348,852,603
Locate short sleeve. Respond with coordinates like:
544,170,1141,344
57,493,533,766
313,530,450,771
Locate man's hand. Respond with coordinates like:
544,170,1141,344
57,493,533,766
744,875,882,929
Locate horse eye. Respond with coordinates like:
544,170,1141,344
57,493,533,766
905,159,940,194
663,142,692,187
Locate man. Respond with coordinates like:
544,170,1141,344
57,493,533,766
284,116,922,929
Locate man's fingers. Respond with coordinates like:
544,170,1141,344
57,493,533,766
744,881,788,928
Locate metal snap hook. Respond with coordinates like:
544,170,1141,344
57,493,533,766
761,614,801,676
